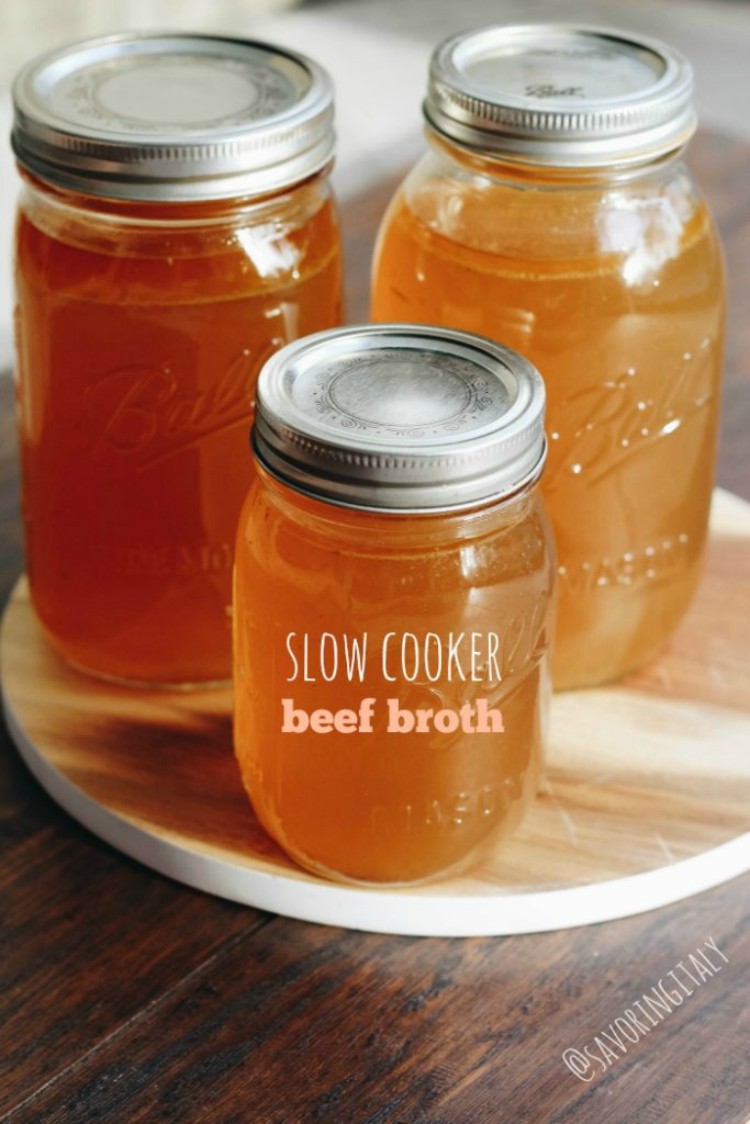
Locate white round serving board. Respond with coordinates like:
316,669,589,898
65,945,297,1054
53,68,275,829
3,488,750,938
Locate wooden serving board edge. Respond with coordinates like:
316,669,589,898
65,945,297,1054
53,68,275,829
4,679,750,939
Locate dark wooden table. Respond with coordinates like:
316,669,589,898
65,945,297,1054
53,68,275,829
1,130,749,1124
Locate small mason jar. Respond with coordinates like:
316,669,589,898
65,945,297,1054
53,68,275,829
12,33,342,686
234,324,555,885
372,25,726,689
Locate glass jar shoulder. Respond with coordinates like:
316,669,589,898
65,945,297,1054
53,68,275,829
15,173,341,301
237,473,555,599
385,144,718,276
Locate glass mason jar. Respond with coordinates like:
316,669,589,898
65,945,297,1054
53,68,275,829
372,25,726,689
12,33,342,686
234,324,555,885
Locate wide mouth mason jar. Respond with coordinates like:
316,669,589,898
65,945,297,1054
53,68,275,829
12,32,342,686
233,324,556,885
372,25,725,689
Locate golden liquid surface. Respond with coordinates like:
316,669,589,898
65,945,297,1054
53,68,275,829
15,178,342,684
233,473,555,884
372,156,725,687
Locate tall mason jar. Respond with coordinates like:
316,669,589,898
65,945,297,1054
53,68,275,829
12,33,342,685
372,25,725,689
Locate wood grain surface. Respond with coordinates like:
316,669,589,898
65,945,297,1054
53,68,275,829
0,129,749,1123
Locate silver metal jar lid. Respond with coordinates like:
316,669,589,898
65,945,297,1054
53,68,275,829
12,32,335,201
253,325,546,513
425,25,696,167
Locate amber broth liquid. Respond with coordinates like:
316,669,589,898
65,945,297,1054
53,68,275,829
372,164,724,687
15,180,342,683
234,474,554,884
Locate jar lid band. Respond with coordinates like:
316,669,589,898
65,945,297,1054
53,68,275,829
425,25,696,167
12,33,335,201
253,325,547,513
